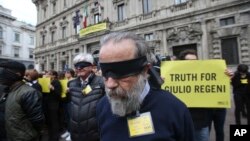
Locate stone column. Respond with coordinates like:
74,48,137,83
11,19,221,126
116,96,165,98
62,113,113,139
162,30,168,55
68,50,72,68
83,44,87,53
56,53,60,71
46,55,49,70
201,21,208,59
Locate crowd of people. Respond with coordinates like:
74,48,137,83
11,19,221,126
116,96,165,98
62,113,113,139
0,32,249,141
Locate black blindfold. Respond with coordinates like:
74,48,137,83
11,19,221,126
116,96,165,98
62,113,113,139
99,56,147,79
74,62,92,69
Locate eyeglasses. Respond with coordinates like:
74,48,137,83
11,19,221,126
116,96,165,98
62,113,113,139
75,66,90,71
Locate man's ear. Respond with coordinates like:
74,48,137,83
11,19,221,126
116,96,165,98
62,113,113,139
90,65,95,71
14,72,24,80
8,69,22,77
16,72,22,77
142,63,151,75
92,65,97,70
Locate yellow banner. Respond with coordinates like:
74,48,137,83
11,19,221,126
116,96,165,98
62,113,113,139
161,60,231,108
79,23,107,37
38,78,51,93
59,79,68,98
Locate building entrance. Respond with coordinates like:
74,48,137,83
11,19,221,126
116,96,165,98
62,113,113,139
173,44,197,58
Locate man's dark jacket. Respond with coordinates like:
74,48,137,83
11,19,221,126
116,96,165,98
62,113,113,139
231,72,250,95
0,85,8,140
5,81,44,141
68,74,105,141
97,88,195,141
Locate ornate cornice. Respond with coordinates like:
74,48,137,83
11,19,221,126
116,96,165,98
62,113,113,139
167,25,202,43
49,24,57,31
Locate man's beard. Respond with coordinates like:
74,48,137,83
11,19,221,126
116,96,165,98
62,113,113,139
106,74,147,117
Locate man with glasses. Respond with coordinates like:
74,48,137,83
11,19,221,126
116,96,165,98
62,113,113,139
67,53,105,141
96,32,195,141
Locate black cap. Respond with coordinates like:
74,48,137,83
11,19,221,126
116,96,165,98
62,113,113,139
0,60,26,76
237,64,248,73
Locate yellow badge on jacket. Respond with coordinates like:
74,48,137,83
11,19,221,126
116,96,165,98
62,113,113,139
82,85,92,95
241,79,248,84
127,112,155,137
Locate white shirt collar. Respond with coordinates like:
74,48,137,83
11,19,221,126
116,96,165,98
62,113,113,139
139,81,150,104
80,74,91,84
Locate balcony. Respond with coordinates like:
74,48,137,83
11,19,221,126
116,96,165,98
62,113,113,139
171,0,193,12
79,21,110,37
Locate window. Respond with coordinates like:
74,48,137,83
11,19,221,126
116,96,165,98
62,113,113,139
53,3,56,14
220,17,235,26
14,48,19,57
62,61,66,71
64,0,67,7
14,32,20,42
75,48,79,53
0,45,2,55
41,64,45,71
144,33,153,41
27,64,34,69
62,26,66,39
94,2,99,6
29,49,33,59
118,4,125,21
0,26,2,39
50,62,54,70
143,0,152,14
94,14,100,24
73,10,81,34
42,35,45,45
30,36,34,45
51,31,55,43
221,37,239,65
175,0,187,5
44,8,46,18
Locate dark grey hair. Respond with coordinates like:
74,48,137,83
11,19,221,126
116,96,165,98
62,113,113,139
100,32,156,64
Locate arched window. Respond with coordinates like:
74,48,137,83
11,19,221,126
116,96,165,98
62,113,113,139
28,64,34,69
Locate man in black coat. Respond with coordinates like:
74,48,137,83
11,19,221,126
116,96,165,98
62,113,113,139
67,53,105,141
232,64,250,124
0,60,44,141
0,84,8,141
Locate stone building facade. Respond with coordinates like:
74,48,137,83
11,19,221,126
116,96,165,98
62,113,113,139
0,5,36,68
32,0,250,72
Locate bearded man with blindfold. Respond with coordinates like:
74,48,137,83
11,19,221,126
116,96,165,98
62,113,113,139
96,32,195,141
0,60,44,141
67,53,105,141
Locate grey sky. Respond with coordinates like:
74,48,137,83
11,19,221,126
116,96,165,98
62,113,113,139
0,0,37,26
